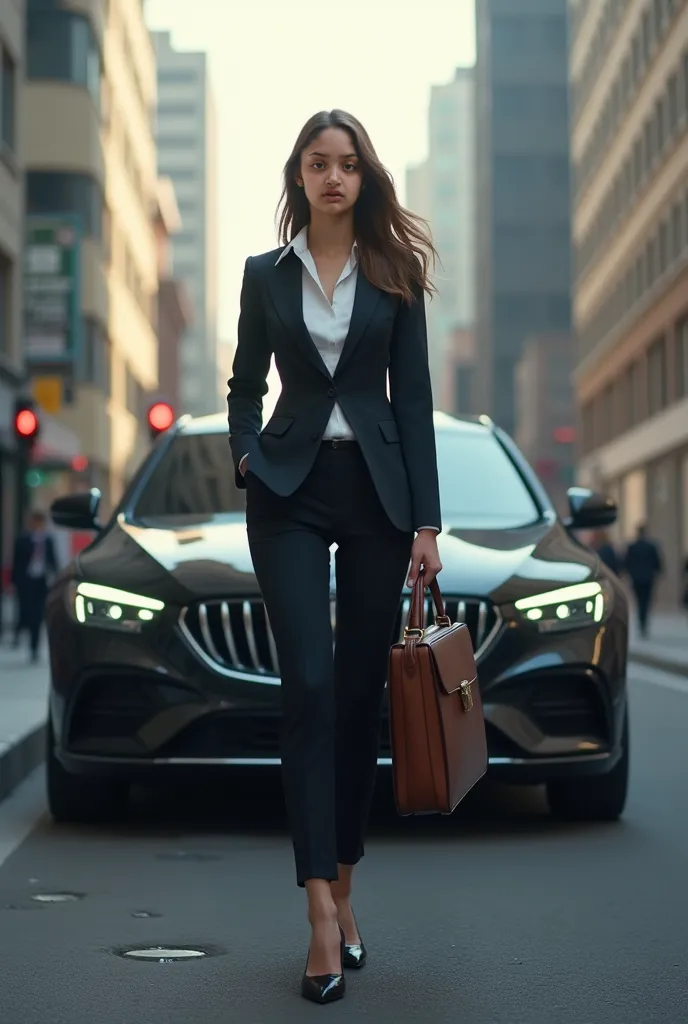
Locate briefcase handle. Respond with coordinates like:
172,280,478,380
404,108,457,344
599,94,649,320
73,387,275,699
405,572,451,638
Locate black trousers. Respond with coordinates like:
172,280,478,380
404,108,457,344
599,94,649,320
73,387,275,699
632,581,654,636
14,578,48,657
246,442,413,887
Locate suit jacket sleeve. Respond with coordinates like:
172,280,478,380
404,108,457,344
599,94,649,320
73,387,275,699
226,256,273,489
388,282,442,532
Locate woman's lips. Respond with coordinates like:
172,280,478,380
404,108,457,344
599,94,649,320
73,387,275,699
323,192,343,201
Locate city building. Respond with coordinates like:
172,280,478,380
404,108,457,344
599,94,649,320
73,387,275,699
151,31,219,418
216,338,235,413
24,0,160,515
474,0,573,437
514,332,575,515
405,67,476,414
0,0,24,597
569,0,688,606
153,176,190,416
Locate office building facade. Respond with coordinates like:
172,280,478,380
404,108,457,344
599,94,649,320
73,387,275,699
152,31,218,418
24,0,159,513
475,0,573,437
570,0,688,605
0,0,24,589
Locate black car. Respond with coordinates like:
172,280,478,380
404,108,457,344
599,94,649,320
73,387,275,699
46,411,629,824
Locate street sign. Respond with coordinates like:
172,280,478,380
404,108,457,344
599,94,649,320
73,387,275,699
32,375,63,414
23,215,82,364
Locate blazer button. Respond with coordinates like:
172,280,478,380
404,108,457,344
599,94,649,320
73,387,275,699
327,387,336,397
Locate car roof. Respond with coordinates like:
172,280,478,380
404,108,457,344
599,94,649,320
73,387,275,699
177,410,494,436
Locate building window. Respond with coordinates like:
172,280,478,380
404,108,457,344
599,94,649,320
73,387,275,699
157,134,196,150
27,9,101,106
677,319,688,399
0,48,16,153
671,201,683,260
80,317,110,391
157,102,197,117
0,252,9,356
158,69,196,85
27,172,104,239
647,336,667,415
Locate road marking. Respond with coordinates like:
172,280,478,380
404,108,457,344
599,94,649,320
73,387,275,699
0,769,45,870
629,663,688,695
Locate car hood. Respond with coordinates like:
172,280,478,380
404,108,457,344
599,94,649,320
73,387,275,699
76,512,598,606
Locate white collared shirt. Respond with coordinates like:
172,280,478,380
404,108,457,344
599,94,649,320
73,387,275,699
274,225,356,439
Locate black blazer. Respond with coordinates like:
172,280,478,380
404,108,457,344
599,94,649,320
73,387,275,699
11,532,58,587
226,248,441,534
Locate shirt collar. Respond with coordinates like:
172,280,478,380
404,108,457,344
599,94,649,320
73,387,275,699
275,225,358,267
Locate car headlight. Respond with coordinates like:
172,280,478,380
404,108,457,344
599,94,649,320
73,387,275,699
513,580,613,633
68,581,165,632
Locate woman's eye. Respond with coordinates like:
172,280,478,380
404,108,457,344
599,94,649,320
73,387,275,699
311,162,325,170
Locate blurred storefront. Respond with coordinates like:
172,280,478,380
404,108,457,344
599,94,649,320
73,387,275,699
569,0,688,607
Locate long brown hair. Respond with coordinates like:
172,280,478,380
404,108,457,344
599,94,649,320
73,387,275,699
276,110,437,303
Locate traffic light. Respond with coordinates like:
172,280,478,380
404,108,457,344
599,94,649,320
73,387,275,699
13,397,40,449
147,400,175,439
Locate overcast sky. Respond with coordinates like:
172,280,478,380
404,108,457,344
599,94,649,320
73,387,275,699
146,0,476,349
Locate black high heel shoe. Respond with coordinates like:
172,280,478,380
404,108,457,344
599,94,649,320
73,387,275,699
341,912,367,970
300,925,346,1005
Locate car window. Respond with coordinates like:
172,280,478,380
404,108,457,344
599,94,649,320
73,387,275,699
131,433,246,520
130,427,540,528
435,428,540,528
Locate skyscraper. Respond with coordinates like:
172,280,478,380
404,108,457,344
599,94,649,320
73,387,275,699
474,0,572,436
152,31,218,417
406,67,476,414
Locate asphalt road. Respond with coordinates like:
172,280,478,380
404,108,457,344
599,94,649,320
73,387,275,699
0,663,686,1024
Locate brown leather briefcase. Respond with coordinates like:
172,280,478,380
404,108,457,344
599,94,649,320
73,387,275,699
388,573,488,815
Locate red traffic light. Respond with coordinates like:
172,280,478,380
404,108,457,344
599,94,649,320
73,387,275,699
15,407,39,439
147,401,175,434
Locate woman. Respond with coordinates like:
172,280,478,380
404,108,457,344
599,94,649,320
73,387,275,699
227,109,442,1005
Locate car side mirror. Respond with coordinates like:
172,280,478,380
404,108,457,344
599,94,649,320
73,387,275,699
50,488,102,531
565,487,617,529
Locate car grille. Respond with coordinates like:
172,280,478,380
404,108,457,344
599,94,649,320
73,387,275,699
178,595,501,677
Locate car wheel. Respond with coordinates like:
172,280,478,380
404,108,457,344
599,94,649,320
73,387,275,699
46,719,130,824
547,710,629,822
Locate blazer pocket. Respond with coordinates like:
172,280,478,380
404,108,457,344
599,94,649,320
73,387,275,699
261,416,294,437
378,419,400,443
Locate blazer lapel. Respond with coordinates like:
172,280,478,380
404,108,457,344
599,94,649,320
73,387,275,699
266,251,331,378
335,269,381,375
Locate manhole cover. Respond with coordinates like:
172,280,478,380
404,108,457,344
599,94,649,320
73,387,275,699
31,893,83,903
115,947,208,962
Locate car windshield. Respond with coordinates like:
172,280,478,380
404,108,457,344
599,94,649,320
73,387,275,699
131,433,247,522
435,427,540,528
130,426,541,528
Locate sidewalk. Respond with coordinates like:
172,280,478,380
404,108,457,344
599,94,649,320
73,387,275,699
629,610,687,677
0,639,48,804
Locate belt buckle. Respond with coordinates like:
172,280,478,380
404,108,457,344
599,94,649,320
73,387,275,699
331,439,339,448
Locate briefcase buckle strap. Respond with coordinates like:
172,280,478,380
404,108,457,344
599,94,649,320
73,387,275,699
403,626,425,640
460,679,474,712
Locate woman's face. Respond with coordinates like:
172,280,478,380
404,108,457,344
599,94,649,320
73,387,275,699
296,127,363,217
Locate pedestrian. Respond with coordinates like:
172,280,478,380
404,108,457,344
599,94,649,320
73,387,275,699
623,523,663,638
591,529,620,575
11,509,58,662
227,109,442,1005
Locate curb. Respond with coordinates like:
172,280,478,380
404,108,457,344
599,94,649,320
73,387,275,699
630,652,688,678
0,722,46,805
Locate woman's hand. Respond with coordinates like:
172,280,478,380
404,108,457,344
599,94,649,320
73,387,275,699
407,529,442,588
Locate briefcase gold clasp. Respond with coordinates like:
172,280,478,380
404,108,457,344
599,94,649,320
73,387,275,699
460,679,473,711
404,626,425,641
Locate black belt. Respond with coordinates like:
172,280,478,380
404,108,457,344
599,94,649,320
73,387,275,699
321,438,358,448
